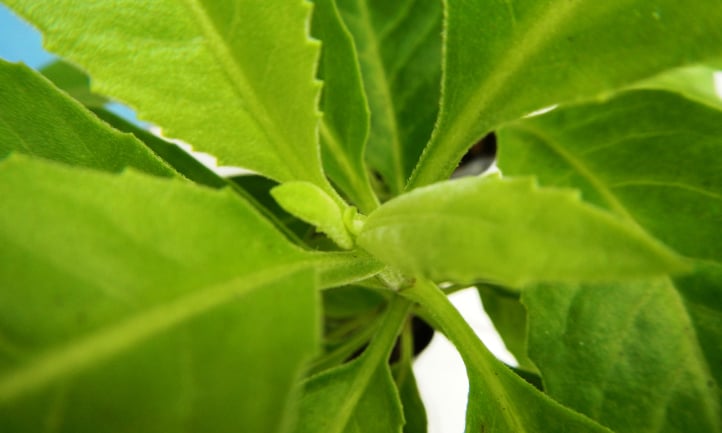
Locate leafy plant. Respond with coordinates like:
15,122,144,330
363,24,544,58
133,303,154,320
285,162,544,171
1,1,721,432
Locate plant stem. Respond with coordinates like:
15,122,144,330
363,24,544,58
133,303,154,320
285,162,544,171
400,279,496,375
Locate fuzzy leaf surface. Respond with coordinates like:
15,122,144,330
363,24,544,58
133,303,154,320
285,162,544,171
500,89,722,432
4,0,331,190
338,0,442,194
499,90,722,262
0,155,319,432
312,0,378,212
523,279,720,433
0,60,173,177
358,176,685,287
409,0,722,188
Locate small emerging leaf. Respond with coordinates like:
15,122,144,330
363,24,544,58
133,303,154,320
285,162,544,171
272,181,354,249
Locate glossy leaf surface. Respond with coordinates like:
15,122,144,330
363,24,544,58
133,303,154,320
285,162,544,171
358,176,685,287
409,0,722,188
0,155,319,432
312,0,378,212
5,0,331,191
0,60,173,177
338,0,442,194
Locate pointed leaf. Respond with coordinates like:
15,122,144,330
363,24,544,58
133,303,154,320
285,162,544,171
0,59,173,177
39,59,108,108
5,0,332,191
409,0,722,188
0,155,319,432
523,278,721,433
403,281,613,433
338,0,442,194
358,176,685,287
312,0,378,213
91,108,229,189
498,89,722,262
272,181,354,249
294,297,410,433
477,286,536,371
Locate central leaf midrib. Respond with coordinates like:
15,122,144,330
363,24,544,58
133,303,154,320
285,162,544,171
181,0,310,181
0,262,311,403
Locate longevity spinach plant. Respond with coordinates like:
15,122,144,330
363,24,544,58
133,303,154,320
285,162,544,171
0,1,721,432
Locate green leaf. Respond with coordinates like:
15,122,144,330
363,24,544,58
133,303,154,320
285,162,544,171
0,155,319,432
0,59,173,177
409,0,722,188
403,280,613,433
392,319,427,433
477,286,536,372
5,0,333,193
337,0,442,195
674,261,722,390
91,108,229,189
499,89,722,432
358,176,686,287
39,59,108,108
394,364,426,433
312,0,379,213
272,181,354,249
523,278,721,433
499,90,722,263
293,297,410,433
635,65,722,109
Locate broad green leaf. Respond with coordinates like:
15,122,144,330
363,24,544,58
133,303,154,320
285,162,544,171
409,0,722,188
499,89,722,432
40,59,108,108
477,286,536,372
312,0,378,213
0,155,319,432
499,89,722,263
0,59,173,177
403,280,613,433
272,181,354,249
358,176,685,287
523,278,721,433
294,297,410,433
338,0,442,195
5,0,334,194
